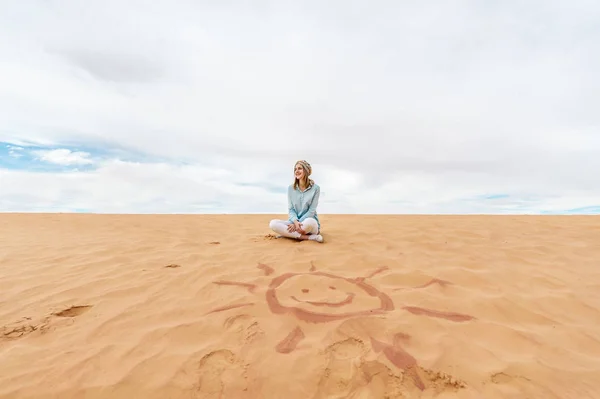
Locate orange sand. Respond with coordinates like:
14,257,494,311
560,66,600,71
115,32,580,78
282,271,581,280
1,214,599,398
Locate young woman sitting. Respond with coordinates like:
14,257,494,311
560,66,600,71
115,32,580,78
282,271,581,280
269,160,323,243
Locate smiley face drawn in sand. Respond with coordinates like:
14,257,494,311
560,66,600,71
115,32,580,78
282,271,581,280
208,263,475,391
265,267,394,323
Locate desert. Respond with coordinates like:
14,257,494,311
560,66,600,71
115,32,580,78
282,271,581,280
1,213,599,398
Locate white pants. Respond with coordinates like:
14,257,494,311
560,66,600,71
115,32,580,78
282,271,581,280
269,218,320,239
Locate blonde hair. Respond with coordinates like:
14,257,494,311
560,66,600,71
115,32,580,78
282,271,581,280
293,160,314,190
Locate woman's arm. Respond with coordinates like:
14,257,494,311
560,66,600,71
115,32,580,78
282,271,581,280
288,186,299,222
299,185,320,222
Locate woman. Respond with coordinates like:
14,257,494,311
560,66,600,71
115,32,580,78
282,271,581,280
269,160,324,243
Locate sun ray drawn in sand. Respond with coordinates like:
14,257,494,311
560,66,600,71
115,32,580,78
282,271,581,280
208,263,475,390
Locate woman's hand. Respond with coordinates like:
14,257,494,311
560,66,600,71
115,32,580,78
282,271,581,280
287,223,297,233
294,221,306,235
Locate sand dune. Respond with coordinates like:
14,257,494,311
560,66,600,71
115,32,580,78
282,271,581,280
1,214,599,398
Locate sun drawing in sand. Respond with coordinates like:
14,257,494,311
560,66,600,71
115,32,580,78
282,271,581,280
207,263,475,390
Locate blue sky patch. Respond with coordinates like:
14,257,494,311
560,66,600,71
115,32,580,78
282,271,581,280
0,141,105,172
0,140,210,173
567,206,600,214
542,205,600,215
0,140,187,173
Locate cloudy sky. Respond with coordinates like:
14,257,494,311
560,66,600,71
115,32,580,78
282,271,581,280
1,0,599,214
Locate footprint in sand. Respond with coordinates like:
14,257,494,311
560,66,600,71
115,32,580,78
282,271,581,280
1,305,93,342
194,349,248,399
314,337,418,398
53,305,93,318
1,317,42,341
421,369,467,393
314,338,369,398
223,314,265,346
311,335,467,398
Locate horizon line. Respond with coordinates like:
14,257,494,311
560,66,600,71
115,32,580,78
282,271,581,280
1,212,598,216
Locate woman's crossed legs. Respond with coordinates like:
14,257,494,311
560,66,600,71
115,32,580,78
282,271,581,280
269,218,323,242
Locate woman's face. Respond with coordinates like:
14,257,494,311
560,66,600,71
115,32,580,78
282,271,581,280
294,163,305,180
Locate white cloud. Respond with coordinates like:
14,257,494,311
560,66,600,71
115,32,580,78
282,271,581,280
31,149,94,166
0,159,282,214
7,145,24,158
1,155,596,215
0,0,599,213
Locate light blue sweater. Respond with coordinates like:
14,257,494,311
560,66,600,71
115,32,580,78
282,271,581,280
288,183,320,229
